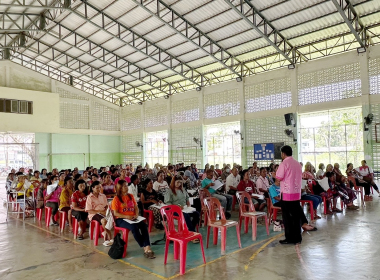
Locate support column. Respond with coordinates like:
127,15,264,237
141,104,146,166
290,66,299,160
359,51,372,166
238,78,247,167
199,88,205,167
168,96,173,164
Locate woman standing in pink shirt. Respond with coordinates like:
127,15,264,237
276,146,316,245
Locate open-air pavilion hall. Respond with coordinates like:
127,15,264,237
1,0,380,279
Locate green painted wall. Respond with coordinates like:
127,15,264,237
36,132,122,170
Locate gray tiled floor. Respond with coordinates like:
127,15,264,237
1,180,378,280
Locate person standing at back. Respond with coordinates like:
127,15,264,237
276,145,316,245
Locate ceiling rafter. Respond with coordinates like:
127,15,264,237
223,0,307,65
2,0,71,50
132,0,244,78
77,0,205,89
0,0,120,102
1,11,173,101
331,0,370,48
10,51,123,104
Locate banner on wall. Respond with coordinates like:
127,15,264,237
254,142,284,160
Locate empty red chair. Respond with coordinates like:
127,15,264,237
160,205,206,275
198,189,211,227
236,191,269,241
203,197,241,255
90,220,104,246
143,209,154,232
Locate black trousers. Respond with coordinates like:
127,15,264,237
281,200,306,243
355,179,371,195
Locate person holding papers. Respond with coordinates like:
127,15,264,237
165,178,200,239
201,169,232,219
141,178,164,230
237,170,266,211
45,175,62,226
225,167,240,196
111,179,155,259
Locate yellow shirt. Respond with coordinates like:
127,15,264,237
17,182,34,197
58,180,64,186
59,188,73,210
17,182,24,197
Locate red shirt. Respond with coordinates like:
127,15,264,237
237,180,256,195
71,191,87,209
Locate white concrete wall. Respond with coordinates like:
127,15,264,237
0,86,60,133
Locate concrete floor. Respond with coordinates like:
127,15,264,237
1,181,379,280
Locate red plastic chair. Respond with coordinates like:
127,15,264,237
236,191,269,241
59,210,67,233
203,197,241,255
267,197,281,222
111,211,130,258
143,209,154,232
45,206,59,227
300,200,314,220
160,205,206,275
36,208,43,221
90,220,104,246
72,216,79,239
199,189,211,227
322,195,343,214
231,195,237,211
347,176,364,204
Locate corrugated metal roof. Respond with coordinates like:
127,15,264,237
2,0,380,104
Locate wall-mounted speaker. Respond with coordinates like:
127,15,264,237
284,113,295,126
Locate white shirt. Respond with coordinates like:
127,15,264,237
225,173,240,192
316,169,324,179
153,180,169,196
128,183,139,201
255,176,269,195
355,166,373,177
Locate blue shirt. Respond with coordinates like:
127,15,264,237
201,178,215,194
269,185,281,204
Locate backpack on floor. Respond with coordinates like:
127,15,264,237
108,233,125,259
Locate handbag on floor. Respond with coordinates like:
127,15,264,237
273,220,282,232
108,233,125,259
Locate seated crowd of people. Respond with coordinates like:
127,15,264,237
4,159,376,258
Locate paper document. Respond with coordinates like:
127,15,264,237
149,203,166,209
46,182,59,195
210,180,224,190
251,194,265,200
182,206,196,213
123,216,146,224
244,211,266,216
